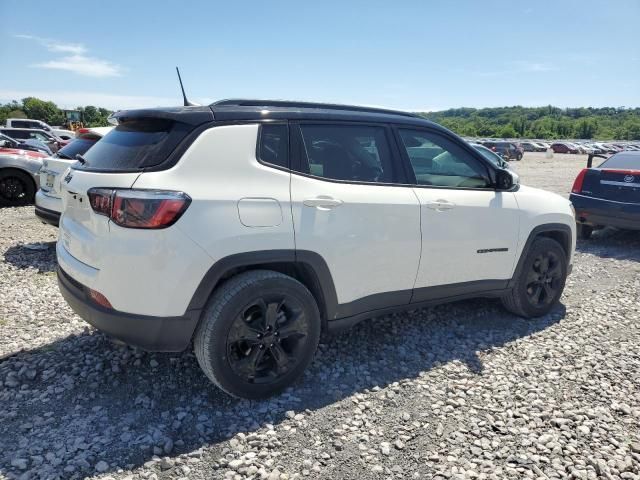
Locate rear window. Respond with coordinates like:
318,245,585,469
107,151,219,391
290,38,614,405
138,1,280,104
599,153,640,170
74,119,192,171
56,137,99,160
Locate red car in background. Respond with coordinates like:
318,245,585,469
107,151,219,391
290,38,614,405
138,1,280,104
551,142,580,154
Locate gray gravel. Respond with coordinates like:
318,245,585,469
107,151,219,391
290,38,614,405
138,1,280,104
1,152,639,480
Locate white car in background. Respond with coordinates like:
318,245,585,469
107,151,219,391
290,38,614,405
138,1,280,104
4,118,76,141
35,127,112,226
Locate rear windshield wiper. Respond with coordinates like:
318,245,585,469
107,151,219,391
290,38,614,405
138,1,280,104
75,154,87,165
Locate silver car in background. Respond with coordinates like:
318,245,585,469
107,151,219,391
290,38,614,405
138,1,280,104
35,126,112,225
0,141,46,206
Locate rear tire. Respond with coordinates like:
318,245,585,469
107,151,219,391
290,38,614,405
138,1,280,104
0,169,35,206
577,224,593,240
194,270,321,399
501,237,567,318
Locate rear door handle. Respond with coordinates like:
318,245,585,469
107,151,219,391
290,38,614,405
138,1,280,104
426,199,456,211
303,196,343,209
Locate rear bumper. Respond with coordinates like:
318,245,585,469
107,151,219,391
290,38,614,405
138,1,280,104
35,190,61,226
34,205,60,226
57,267,201,352
570,193,640,230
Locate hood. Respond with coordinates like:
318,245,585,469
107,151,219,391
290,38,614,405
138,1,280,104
0,147,47,159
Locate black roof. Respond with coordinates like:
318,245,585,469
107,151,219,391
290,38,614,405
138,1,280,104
210,99,436,128
112,99,441,130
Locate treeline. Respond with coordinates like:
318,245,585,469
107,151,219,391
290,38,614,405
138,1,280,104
0,97,113,128
417,106,640,140
2,98,639,140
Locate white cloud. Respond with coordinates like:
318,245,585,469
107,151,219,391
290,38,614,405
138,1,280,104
15,34,121,78
34,55,122,77
14,34,87,55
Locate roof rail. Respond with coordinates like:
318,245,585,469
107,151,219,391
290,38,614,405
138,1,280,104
211,99,419,119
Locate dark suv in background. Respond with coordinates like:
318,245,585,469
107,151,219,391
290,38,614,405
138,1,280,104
482,141,524,161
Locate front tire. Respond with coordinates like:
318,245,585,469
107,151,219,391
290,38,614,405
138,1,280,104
194,270,321,399
0,169,36,206
501,237,567,318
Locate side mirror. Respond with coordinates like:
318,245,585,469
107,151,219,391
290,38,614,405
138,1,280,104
495,169,519,190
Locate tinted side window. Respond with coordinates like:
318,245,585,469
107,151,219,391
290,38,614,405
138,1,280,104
13,121,29,128
298,124,395,183
4,130,29,139
398,129,490,188
259,124,288,168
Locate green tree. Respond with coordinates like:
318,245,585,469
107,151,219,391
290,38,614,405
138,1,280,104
497,124,518,138
21,97,64,125
574,118,596,139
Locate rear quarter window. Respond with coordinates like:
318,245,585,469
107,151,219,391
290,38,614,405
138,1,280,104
258,124,288,168
74,119,192,171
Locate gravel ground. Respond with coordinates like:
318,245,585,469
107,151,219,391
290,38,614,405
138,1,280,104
1,152,639,480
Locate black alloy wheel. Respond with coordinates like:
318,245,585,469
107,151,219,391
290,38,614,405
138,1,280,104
0,170,36,206
501,237,567,318
194,270,321,399
227,296,309,384
0,176,26,200
524,250,563,308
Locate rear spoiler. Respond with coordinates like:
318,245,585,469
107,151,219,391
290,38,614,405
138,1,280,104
111,106,214,126
587,153,609,168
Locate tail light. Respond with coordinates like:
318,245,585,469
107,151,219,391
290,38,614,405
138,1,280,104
571,169,588,193
87,189,191,229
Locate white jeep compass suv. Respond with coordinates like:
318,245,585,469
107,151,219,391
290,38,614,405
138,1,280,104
56,100,575,399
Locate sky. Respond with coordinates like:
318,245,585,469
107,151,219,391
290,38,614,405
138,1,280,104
0,0,638,112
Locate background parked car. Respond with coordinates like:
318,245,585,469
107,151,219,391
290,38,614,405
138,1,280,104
0,127,67,153
482,141,523,161
550,142,579,154
35,126,112,225
0,132,52,155
4,118,75,141
521,141,546,152
0,147,45,206
570,151,640,239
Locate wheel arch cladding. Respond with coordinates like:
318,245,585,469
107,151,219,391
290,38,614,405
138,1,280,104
187,250,338,333
508,223,572,288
